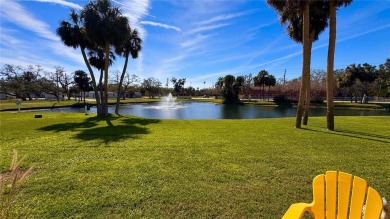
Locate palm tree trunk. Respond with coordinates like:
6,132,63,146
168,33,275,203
295,2,310,129
303,31,314,126
326,0,336,130
268,85,270,101
115,53,130,114
80,47,103,116
99,69,104,107
103,40,110,116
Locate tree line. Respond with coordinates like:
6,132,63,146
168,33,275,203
335,60,390,102
215,70,277,104
213,58,389,104
2,58,388,105
0,64,205,102
0,65,80,101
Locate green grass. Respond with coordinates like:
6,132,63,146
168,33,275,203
0,99,83,111
333,101,390,110
0,98,161,111
0,113,389,218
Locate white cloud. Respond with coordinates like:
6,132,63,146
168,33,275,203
0,1,87,69
187,23,230,35
34,0,82,10
195,10,257,26
337,23,390,44
180,34,209,49
0,1,58,41
121,0,150,23
121,0,150,37
0,32,22,46
140,21,181,32
120,0,151,78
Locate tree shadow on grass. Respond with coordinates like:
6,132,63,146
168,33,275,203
38,116,161,144
301,127,390,144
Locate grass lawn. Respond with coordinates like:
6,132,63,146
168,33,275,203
0,113,389,218
0,98,161,111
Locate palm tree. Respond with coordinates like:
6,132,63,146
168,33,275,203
267,0,311,128
267,0,330,127
74,70,89,103
57,10,103,116
265,74,276,101
114,27,142,114
285,1,329,125
254,70,269,100
326,0,352,130
81,0,129,116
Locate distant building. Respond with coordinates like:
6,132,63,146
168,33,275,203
133,92,142,98
85,91,117,99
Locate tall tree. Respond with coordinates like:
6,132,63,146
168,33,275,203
142,77,161,98
74,70,90,103
241,74,253,100
57,10,103,115
267,0,312,128
81,0,130,116
326,0,352,130
269,0,329,126
285,1,329,125
377,59,390,96
281,0,329,125
219,75,242,104
170,77,187,96
0,65,44,100
56,67,74,100
114,28,142,114
121,73,140,99
265,74,277,101
254,70,269,100
45,67,74,101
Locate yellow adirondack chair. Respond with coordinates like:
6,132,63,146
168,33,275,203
282,171,383,219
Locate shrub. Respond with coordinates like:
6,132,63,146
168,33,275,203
311,96,325,104
273,95,288,103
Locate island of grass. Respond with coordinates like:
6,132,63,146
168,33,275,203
1,112,389,218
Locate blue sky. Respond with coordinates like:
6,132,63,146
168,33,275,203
0,0,389,89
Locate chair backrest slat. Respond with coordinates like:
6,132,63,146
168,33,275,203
349,176,368,219
312,175,325,219
363,187,382,219
326,171,338,219
337,172,353,219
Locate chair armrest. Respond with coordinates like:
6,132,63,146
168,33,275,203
282,203,313,219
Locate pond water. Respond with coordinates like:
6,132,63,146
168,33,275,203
47,102,389,119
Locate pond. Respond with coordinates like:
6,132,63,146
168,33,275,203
47,102,389,119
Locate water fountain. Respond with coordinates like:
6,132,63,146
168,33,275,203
144,93,183,110
162,93,176,103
